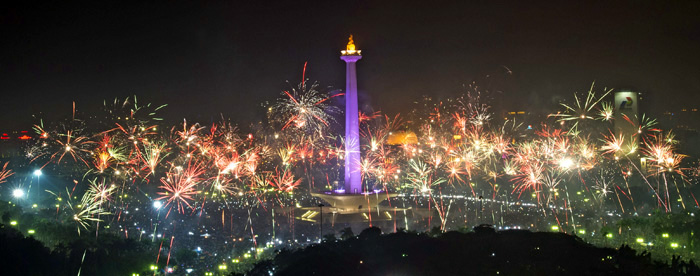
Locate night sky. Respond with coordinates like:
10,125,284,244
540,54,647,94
2,1,699,129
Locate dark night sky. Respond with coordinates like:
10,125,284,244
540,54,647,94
1,1,700,129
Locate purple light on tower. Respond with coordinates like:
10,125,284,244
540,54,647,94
341,35,362,194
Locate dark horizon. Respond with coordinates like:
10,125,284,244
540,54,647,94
2,1,700,129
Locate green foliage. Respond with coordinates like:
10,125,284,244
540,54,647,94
581,210,700,264
174,248,198,266
322,233,337,243
0,201,158,276
340,227,355,240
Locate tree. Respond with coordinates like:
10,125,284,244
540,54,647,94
174,248,198,266
340,227,354,240
322,233,337,243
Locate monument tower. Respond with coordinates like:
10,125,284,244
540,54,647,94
306,36,397,219
341,35,362,194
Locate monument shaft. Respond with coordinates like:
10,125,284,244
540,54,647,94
341,36,362,194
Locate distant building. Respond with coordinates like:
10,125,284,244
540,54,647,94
661,107,700,131
613,91,641,155
660,107,700,157
386,131,418,145
503,110,526,121
502,110,535,130
0,130,35,159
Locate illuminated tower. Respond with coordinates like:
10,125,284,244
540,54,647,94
307,36,396,220
341,35,362,193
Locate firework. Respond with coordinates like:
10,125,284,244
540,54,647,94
549,83,612,132
273,63,342,136
141,140,170,177
49,187,112,235
9,76,700,268
157,161,206,215
0,162,13,184
268,168,302,193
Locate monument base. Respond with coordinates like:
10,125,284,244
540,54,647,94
295,191,405,225
310,191,398,214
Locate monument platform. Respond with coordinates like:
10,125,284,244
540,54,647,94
311,191,399,214
296,191,404,224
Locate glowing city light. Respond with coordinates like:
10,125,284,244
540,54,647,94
12,189,24,198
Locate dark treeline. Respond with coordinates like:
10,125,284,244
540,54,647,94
243,226,700,276
0,222,158,276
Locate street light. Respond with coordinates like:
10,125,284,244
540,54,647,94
318,204,324,242
152,201,163,242
12,189,24,198
33,169,42,200
478,195,484,223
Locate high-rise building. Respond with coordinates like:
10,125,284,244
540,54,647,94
613,91,640,155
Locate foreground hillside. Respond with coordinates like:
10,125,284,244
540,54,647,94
245,226,699,276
